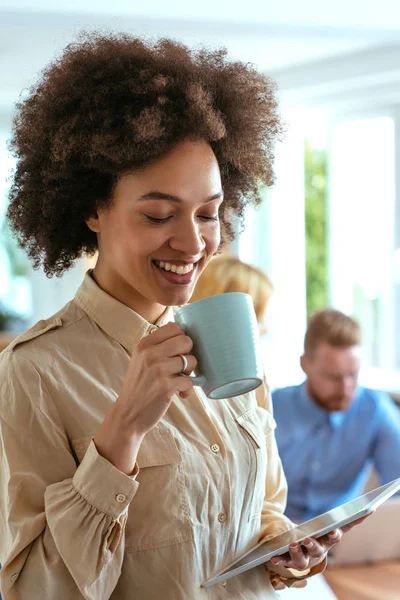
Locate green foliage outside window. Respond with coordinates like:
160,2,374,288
304,140,328,317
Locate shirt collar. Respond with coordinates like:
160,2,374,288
74,270,174,353
299,383,347,430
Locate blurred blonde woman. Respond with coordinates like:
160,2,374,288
191,255,273,332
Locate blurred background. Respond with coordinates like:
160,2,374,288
2,0,400,392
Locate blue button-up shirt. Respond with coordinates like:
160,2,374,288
272,383,400,522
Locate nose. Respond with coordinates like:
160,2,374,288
168,217,206,257
337,380,347,396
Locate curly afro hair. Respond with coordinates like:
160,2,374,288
7,32,284,276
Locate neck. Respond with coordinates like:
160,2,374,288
91,267,166,324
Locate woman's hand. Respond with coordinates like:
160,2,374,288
270,514,370,572
94,322,196,473
116,322,196,433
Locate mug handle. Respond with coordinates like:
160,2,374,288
179,372,207,387
189,375,207,387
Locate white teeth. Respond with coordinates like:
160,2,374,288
154,261,194,275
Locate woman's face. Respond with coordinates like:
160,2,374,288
87,139,223,322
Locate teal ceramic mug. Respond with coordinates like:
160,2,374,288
174,292,263,399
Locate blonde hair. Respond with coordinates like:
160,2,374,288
191,255,273,322
304,308,361,357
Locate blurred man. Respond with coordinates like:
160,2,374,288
272,308,400,522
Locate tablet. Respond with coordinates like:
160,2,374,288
202,477,400,587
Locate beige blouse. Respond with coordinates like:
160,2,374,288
0,271,314,599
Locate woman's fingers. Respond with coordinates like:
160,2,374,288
147,335,197,376
302,538,325,558
270,538,328,571
156,333,194,359
272,515,372,571
170,354,197,375
287,543,309,570
174,371,195,394
316,529,342,549
326,529,342,547
270,523,358,573
271,544,310,570
139,322,183,348
138,323,198,376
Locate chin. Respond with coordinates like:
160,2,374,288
157,288,193,308
329,400,352,412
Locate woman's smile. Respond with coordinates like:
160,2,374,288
152,259,198,285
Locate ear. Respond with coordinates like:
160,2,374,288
86,214,101,233
300,354,308,375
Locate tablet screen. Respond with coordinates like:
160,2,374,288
203,477,400,587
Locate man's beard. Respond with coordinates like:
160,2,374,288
307,380,353,412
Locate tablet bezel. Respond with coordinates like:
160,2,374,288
202,477,400,588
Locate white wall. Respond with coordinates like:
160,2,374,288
28,260,87,325
238,113,307,389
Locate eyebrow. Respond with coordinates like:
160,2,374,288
137,190,224,204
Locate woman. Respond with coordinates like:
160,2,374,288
0,33,358,599
191,255,273,335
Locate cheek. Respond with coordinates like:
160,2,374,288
347,380,357,394
313,376,332,396
98,212,129,248
107,220,165,259
204,224,221,252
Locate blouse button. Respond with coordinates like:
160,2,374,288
210,443,220,453
11,573,19,582
220,580,227,587
116,493,127,503
218,512,227,523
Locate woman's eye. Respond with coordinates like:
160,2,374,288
199,215,219,222
145,215,172,224
144,214,219,224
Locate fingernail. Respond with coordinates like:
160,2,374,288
272,558,283,565
290,543,299,550
303,540,314,548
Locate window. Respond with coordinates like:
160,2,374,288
304,139,328,317
0,132,86,331
237,111,400,392
0,134,32,331
328,117,395,373
237,113,307,388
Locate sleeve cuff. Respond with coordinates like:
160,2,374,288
265,556,327,589
72,440,139,519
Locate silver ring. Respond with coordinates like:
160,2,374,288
179,354,188,373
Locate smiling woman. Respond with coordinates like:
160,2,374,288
0,32,336,600
85,140,224,321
